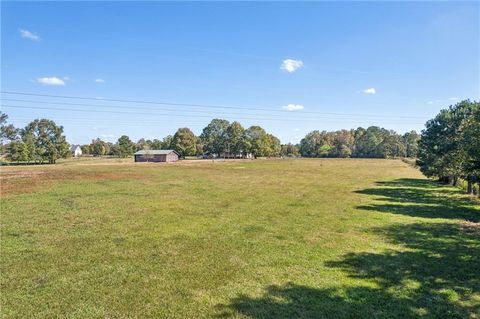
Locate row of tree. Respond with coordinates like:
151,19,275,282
0,113,69,164
417,100,480,196
298,127,420,159
1,113,423,163
81,119,282,158
80,120,421,160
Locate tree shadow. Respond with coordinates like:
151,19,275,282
220,223,480,318
355,178,480,222
217,283,415,318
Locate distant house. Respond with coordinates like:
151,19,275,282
70,145,82,157
134,150,179,163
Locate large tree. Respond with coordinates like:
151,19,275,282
352,126,385,158
265,133,281,157
418,100,478,185
225,121,245,158
330,130,354,158
90,138,108,156
299,130,331,157
403,131,420,158
244,126,269,158
21,119,69,164
171,127,197,158
6,140,29,163
200,119,230,156
116,135,135,157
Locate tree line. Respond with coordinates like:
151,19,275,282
298,127,420,158
417,100,480,196
80,119,282,158
0,113,423,163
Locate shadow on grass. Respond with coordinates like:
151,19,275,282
355,178,480,222
220,223,479,318
220,179,479,318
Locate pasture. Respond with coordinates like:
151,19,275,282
1,159,479,318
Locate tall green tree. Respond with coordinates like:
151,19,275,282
6,140,29,163
171,128,197,158
352,126,385,158
299,130,331,157
403,131,420,158
418,100,478,185
116,135,135,157
200,119,230,156
225,121,245,157
21,119,69,164
90,138,107,156
244,126,269,158
265,133,281,157
330,130,354,158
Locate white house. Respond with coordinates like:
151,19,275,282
70,145,82,157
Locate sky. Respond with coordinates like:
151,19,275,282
1,1,479,145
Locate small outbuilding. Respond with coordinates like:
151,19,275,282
134,150,179,163
70,145,82,157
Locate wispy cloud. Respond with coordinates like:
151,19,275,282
19,29,40,41
282,104,304,111
449,97,459,101
363,88,376,94
281,59,304,73
95,78,105,83
37,76,66,86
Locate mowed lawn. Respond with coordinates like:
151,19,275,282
1,159,479,318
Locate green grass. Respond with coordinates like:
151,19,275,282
1,159,479,318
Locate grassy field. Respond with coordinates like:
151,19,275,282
1,159,479,318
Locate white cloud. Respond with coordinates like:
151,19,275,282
19,29,40,41
364,88,376,94
449,97,459,101
282,104,304,111
37,76,66,86
95,78,105,83
281,59,304,73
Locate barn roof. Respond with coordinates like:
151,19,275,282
134,149,179,155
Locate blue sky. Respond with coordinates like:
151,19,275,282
1,1,479,144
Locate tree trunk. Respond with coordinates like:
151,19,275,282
452,176,458,186
467,178,473,195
